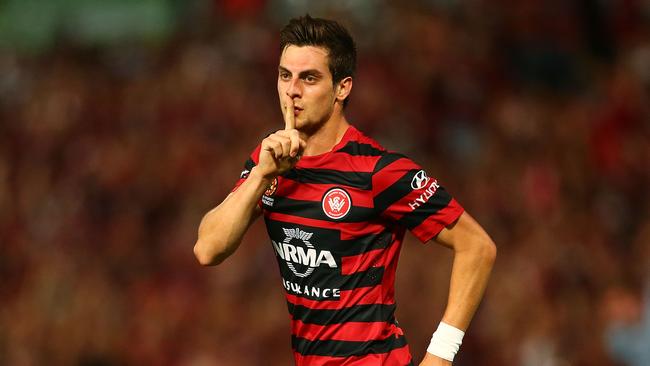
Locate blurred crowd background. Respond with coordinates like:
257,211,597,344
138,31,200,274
1,0,650,365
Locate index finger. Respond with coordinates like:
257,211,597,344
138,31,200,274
284,96,295,131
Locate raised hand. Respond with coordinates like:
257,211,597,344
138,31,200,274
255,96,306,179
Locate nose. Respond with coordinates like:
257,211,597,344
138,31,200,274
286,77,302,98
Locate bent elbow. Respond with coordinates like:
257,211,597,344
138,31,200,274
481,237,497,265
193,240,226,266
193,243,213,266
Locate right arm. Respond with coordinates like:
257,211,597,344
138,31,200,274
193,169,269,266
193,96,304,266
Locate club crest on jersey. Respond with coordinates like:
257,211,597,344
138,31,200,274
322,188,352,220
411,170,430,190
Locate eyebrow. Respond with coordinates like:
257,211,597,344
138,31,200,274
278,66,324,78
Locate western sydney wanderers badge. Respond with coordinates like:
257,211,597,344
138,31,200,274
322,187,351,220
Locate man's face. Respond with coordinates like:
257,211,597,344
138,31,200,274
277,45,337,131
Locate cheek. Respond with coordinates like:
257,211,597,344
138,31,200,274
311,87,335,107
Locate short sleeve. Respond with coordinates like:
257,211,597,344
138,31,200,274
232,144,261,192
372,152,464,243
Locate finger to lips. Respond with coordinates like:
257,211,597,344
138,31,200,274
284,96,295,131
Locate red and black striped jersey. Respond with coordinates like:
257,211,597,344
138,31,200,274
233,126,464,366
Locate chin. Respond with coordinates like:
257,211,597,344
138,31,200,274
300,121,325,135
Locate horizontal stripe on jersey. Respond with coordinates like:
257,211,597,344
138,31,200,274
284,168,372,190
340,248,386,275
264,212,388,241
395,187,453,229
287,303,397,325
293,344,413,366
277,265,385,293
374,168,424,214
373,152,408,175
291,319,403,342
286,283,390,310
372,154,420,197
409,198,464,242
336,141,385,157
275,181,374,207
265,220,394,256
265,195,375,223
295,150,382,172
340,228,401,276
292,333,408,357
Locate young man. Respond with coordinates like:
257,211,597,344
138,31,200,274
194,15,496,366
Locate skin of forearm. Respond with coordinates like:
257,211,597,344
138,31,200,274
441,237,496,330
194,167,270,265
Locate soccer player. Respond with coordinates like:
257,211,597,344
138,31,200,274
194,15,496,366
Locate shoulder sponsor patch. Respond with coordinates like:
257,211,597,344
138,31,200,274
408,179,440,210
262,177,278,207
411,170,430,190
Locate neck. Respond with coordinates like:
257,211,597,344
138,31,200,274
300,111,350,156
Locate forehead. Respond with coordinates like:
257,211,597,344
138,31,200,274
279,45,330,74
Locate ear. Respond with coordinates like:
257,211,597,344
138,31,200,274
335,76,353,103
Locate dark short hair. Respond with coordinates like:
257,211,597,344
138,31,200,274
280,15,356,105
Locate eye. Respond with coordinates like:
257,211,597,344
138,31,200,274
304,75,317,83
279,72,291,81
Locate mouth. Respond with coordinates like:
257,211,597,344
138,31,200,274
293,106,303,116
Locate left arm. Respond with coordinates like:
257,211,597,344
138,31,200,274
419,211,497,366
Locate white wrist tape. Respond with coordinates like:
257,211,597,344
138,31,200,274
426,322,465,362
